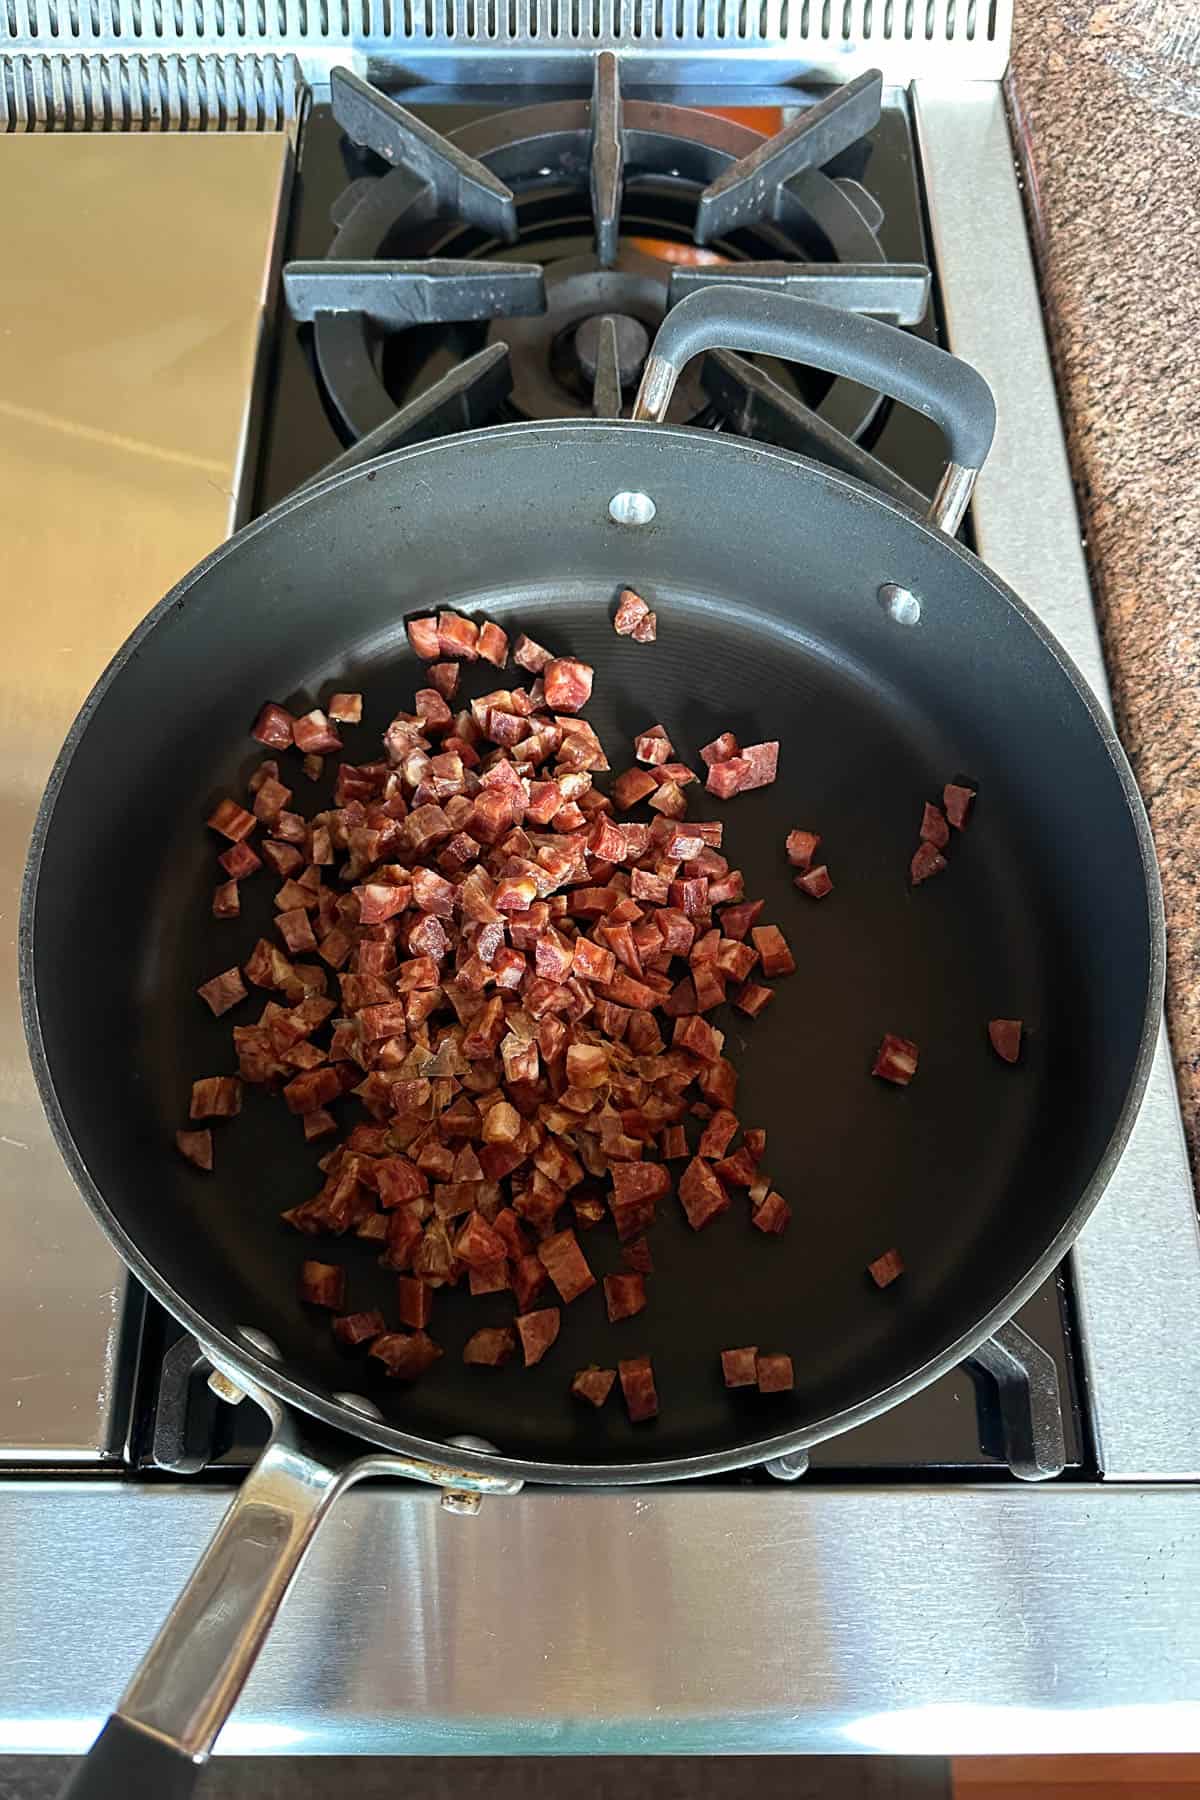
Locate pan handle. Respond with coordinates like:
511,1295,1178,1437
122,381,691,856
60,1376,522,1800
632,287,996,536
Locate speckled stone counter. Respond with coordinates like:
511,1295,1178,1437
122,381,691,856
1006,0,1200,1176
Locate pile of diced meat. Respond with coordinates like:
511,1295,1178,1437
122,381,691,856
181,603,1020,1428
183,609,801,1426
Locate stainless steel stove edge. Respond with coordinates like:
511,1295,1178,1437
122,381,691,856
2,0,1012,128
2,1479,1199,1756
913,81,1200,1481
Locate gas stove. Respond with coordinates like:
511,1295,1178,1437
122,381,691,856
3,21,1200,1760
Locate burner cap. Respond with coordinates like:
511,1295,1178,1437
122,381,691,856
573,312,650,390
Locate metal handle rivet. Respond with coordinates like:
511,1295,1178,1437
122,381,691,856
878,582,921,626
609,490,656,527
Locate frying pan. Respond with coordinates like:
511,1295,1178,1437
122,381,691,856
23,291,1161,1798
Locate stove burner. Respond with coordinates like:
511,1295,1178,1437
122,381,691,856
284,64,931,446
574,313,648,390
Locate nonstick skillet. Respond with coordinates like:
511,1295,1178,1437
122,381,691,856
24,292,1161,1797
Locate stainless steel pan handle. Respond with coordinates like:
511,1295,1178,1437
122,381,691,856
633,287,997,536
60,1365,522,1800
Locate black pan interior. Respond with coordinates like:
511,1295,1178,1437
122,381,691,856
25,424,1157,1474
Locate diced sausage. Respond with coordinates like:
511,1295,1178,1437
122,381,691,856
371,1331,443,1378
333,1309,386,1346
537,1228,596,1303
910,842,946,885
572,1366,616,1407
197,968,247,1017
613,588,651,636
944,783,976,829
678,1156,730,1230
604,1273,647,1322
618,1355,659,1422
463,1326,518,1366
175,1128,213,1170
755,1353,793,1393
543,657,594,712
300,1260,345,1309
785,829,821,870
516,1307,561,1366
868,1247,905,1288
795,865,833,900
872,1034,919,1086
721,1346,758,1388
750,925,795,977
988,1018,1023,1063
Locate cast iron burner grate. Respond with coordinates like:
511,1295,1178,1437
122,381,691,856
283,60,931,456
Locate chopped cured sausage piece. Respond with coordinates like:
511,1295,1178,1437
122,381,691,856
543,657,594,712
868,1247,905,1288
700,732,740,767
678,1156,730,1231
333,1309,386,1347
910,843,946,886
438,611,480,660
197,968,247,1017
208,797,256,843
328,692,363,724
920,803,949,850
697,1109,738,1160
613,767,659,810
872,1034,919,1086
738,742,779,791
300,1260,345,1309
944,783,975,829
516,1307,561,1367
672,1014,725,1063
537,1228,596,1303
705,756,751,799
293,710,343,755
604,1272,647,1322
212,880,240,919
478,621,509,667
396,1276,434,1330
795,864,833,901
613,588,651,636
406,616,441,660
718,898,763,941
751,1191,790,1234
621,1235,654,1274
721,1346,758,1388
190,1076,242,1119
175,1128,213,1170
251,704,296,751
371,1330,443,1378
785,830,821,870
648,780,687,818
755,1353,793,1393
751,925,795,977
303,1108,338,1142
619,1355,659,1422
572,1366,617,1407
513,632,553,673
635,727,674,766
463,1326,518,1366
631,610,657,643
988,1018,1023,1063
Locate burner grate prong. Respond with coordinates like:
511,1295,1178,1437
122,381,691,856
589,50,625,270
284,259,546,328
589,315,624,419
693,68,883,247
670,262,930,327
702,349,929,514
297,345,514,492
331,66,519,245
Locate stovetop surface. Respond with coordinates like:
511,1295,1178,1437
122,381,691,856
122,82,1088,1483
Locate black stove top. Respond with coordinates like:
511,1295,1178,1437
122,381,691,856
127,73,1088,1484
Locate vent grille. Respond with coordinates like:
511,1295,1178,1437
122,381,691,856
1,48,304,127
2,0,1011,88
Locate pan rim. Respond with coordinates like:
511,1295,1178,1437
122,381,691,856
19,419,1166,1485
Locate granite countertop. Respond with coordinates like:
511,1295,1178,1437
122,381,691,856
1006,0,1200,1177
